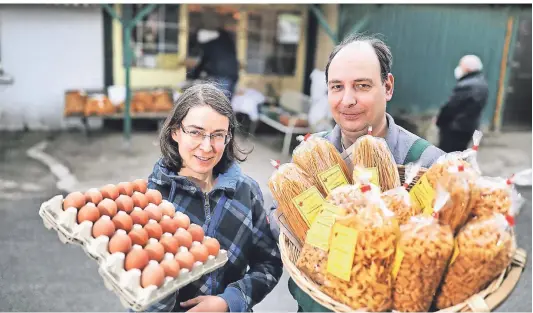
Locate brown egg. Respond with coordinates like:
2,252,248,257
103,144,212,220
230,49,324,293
174,212,191,230
144,220,163,240
160,258,180,278
175,251,195,270
203,237,221,256
78,203,101,224
63,191,86,210
132,179,148,194
132,192,149,209
97,198,118,217
92,216,116,238
145,189,163,205
187,224,205,243
117,182,134,197
100,184,120,200
125,246,150,271
129,227,149,247
190,244,209,263
141,261,165,288
115,195,134,213
144,203,163,222
160,216,178,234
112,211,133,232
144,241,165,262
85,188,103,205
174,228,193,249
130,207,149,226
108,230,132,254
159,234,180,254
159,201,176,218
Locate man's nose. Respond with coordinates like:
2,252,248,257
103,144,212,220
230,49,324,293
340,87,357,106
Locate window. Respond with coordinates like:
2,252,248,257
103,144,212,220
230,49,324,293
130,4,180,69
187,5,238,60
246,10,301,76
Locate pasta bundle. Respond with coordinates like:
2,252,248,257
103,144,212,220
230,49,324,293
292,134,352,195
382,162,421,225
351,126,401,192
391,191,454,312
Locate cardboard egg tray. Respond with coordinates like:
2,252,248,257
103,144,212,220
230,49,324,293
38,194,229,311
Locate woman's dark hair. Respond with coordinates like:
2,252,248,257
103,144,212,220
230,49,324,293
159,83,250,175
325,32,393,84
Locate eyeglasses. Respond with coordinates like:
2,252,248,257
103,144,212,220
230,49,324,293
180,124,231,145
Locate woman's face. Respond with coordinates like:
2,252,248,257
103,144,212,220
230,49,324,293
171,105,230,177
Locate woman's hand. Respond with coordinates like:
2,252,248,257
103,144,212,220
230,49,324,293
181,295,229,312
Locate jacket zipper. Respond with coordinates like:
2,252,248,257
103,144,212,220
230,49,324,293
202,191,216,294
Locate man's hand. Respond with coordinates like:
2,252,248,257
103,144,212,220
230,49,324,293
181,295,229,312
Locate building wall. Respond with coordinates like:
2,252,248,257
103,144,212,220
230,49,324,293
313,4,338,71
338,4,519,129
0,5,104,130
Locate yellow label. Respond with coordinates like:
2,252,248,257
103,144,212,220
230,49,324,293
305,220,333,251
391,247,405,280
392,217,401,243
320,203,345,225
353,166,380,187
449,239,460,266
292,186,325,226
409,175,435,214
326,224,358,281
318,164,349,194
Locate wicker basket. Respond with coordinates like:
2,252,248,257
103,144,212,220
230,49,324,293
279,165,527,312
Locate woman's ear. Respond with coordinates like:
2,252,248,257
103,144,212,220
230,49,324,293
171,129,180,143
385,73,394,101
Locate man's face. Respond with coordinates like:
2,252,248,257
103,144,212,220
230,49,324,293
327,42,394,134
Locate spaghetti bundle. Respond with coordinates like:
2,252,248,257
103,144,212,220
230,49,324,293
292,134,352,195
352,126,401,192
267,161,324,244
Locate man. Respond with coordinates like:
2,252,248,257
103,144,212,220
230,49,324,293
436,55,489,153
269,33,446,312
190,26,240,101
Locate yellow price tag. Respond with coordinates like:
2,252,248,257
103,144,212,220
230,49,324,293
318,164,349,194
449,239,460,266
326,224,358,281
292,186,325,226
391,247,405,280
409,175,435,214
305,220,333,251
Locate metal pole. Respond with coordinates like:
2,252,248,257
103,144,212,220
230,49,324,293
309,5,338,44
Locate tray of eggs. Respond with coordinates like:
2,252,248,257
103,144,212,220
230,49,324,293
38,179,228,311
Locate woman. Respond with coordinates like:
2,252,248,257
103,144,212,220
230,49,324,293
143,83,282,312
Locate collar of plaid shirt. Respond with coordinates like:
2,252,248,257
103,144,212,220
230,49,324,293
144,158,283,312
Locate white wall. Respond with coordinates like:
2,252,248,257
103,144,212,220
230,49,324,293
0,5,104,130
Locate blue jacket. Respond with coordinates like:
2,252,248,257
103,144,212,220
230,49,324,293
141,159,283,312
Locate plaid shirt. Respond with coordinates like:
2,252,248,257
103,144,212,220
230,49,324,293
140,158,283,312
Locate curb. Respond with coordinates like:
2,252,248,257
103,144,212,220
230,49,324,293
26,140,78,193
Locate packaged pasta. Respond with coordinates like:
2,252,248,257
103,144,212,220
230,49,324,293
432,164,475,234
462,130,483,175
435,204,518,309
391,190,454,312
352,126,401,192
382,162,421,225
267,160,325,245
327,167,381,215
321,184,398,312
296,203,348,285
292,134,352,196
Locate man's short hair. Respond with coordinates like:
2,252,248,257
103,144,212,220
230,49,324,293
325,33,393,84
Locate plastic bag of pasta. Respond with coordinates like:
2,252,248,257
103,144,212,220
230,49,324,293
267,160,326,245
381,162,421,225
461,130,483,175
296,203,349,285
321,184,398,312
327,167,381,215
435,191,522,309
470,170,531,219
391,190,454,312
292,134,352,196
351,126,401,192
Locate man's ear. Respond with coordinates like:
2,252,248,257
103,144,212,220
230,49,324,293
385,73,394,101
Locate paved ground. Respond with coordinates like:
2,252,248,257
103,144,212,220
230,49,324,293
0,128,531,312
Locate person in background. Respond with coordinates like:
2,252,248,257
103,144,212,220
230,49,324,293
190,25,240,101
269,33,446,312
436,55,489,153
141,83,282,312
